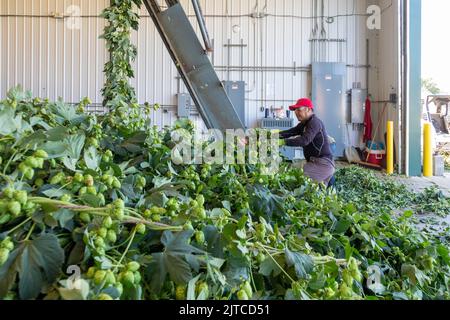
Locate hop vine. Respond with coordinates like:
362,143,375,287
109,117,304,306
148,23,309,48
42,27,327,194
100,0,148,134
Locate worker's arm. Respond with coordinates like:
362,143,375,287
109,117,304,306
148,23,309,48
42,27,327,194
279,123,304,139
285,119,321,147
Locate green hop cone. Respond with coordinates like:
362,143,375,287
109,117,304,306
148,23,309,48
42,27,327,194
87,186,97,195
133,272,142,285
121,271,135,287
113,209,124,221
97,293,113,301
103,217,113,229
13,190,28,205
106,176,114,187
196,282,209,298
34,150,49,159
136,223,146,235
339,283,353,299
136,176,146,189
74,173,84,183
24,168,34,180
112,178,121,189
80,212,91,223
86,267,96,279
98,227,108,239
196,194,205,207
195,231,205,245
127,262,140,272
115,283,124,297
94,237,106,249
237,289,249,301
176,285,187,300
183,221,194,231
143,209,152,219
0,248,10,266
324,287,335,299
3,188,14,199
35,178,44,188
50,173,65,185
35,158,44,169
25,157,39,168
1,238,14,251
60,194,71,203
8,201,21,217
94,270,107,285
342,269,353,286
113,199,125,210
84,175,94,187
0,213,11,225
104,271,116,286
243,281,253,299
107,230,117,244
423,257,435,271
78,187,87,196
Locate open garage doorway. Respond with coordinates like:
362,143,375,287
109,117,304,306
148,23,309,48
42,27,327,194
422,0,450,172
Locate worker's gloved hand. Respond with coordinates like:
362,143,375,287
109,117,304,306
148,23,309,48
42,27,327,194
237,137,249,147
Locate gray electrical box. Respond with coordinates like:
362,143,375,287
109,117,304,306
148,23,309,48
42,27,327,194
312,62,347,158
350,89,367,124
223,81,246,127
434,155,445,177
260,118,304,161
177,93,191,118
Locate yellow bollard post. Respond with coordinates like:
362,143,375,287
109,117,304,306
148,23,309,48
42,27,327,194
386,121,394,175
423,123,433,177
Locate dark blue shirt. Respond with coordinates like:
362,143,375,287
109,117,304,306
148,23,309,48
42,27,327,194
280,114,333,162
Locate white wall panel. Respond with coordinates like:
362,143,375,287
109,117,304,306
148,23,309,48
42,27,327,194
1,0,399,133
0,0,108,103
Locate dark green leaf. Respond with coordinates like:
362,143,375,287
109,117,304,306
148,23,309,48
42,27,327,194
53,209,75,230
80,194,103,208
0,106,17,135
84,146,100,170
148,231,204,292
0,233,65,299
284,249,314,279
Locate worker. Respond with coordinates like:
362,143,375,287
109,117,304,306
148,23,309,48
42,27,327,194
280,98,336,185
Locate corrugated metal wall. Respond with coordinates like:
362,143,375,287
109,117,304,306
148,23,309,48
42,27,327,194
367,0,401,161
1,0,396,133
0,0,109,104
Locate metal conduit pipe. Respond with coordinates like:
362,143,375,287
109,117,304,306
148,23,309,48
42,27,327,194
214,65,369,72
191,0,214,52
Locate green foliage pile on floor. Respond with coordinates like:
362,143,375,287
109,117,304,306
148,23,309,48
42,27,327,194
335,166,450,217
1,88,450,300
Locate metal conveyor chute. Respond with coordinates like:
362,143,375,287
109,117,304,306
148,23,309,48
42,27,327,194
142,0,245,132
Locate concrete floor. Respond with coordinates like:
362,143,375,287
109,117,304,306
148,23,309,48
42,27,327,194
334,161,450,197
393,174,450,197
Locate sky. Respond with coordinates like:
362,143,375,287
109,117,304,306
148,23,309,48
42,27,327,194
422,0,450,94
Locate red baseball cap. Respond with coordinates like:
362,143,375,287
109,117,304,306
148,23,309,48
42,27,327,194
289,98,314,111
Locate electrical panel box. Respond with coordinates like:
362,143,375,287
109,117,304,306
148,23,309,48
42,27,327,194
434,155,445,177
223,81,246,127
312,62,347,158
350,89,367,124
261,118,294,130
177,93,191,118
260,118,304,161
